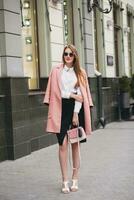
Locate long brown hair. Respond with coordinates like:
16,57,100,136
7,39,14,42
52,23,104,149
62,44,85,87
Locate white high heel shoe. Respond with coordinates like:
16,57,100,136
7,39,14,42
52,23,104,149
70,179,78,192
61,181,70,194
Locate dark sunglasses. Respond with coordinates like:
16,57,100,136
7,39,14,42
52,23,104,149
64,52,74,57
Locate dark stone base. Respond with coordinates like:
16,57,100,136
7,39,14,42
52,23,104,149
0,147,8,161
89,77,119,130
0,77,56,162
121,108,131,120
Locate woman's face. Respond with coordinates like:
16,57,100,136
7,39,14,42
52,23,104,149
63,48,74,66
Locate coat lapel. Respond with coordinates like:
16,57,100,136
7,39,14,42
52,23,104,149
57,64,64,91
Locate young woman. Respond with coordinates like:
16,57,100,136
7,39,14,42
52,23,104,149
43,44,93,193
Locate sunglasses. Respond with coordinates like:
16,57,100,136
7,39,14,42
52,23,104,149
64,52,74,57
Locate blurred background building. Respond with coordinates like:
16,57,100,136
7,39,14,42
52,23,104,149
0,0,134,161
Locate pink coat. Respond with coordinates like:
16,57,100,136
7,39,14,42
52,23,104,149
43,63,93,135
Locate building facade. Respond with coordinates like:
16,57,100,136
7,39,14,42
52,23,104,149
0,0,134,161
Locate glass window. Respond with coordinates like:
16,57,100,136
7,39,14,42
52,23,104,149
127,13,132,76
21,0,39,90
113,3,120,77
94,8,99,71
63,0,74,44
93,5,104,74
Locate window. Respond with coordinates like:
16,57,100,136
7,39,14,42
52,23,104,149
21,0,39,89
93,5,104,75
63,0,74,44
94,8,99,71
113,3,120,77
127,13,132,76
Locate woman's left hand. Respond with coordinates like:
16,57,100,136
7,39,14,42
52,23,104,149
72,112,79,126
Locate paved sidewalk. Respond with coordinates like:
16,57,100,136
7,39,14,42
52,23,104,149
0,121,134,200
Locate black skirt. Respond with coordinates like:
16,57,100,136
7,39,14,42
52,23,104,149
56,98,86,145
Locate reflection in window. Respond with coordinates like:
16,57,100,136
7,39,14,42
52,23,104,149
21,0,39,89
94,8,99,71
63,1,68,43
25,36,32,44
24,18,31,26
23,1,30,9
113,3,120,77
26,54,33,61
63,0,74,44
127,13,132,76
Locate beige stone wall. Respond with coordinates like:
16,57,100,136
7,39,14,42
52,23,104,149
102,0,134,77
0,0,24,76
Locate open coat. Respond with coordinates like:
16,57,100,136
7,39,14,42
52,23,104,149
43,63,93,135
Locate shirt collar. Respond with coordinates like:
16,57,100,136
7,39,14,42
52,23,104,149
64,65,74,72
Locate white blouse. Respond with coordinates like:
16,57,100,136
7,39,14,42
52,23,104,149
61,65,82,113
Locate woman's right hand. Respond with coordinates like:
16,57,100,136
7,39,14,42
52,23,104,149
70,93,83,103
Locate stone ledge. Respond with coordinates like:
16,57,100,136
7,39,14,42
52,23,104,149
28,91,45,96
0,95,5,98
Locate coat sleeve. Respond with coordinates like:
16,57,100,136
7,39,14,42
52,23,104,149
43,71,52,105
83,69,94,107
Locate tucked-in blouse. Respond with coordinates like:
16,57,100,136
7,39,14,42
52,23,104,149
61,65,82,113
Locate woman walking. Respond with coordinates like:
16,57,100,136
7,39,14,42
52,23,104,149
43,44,93,193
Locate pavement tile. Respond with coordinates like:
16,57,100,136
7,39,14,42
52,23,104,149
0,121,134,200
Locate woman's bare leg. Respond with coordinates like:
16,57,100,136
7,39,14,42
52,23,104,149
71,142,80,179
58,136,68,181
